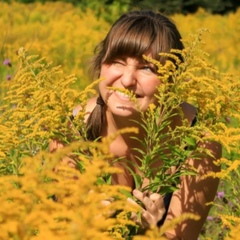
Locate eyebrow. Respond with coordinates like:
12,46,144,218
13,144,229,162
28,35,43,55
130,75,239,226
139,58,155,65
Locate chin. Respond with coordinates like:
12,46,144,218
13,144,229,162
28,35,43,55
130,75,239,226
110,105,140,117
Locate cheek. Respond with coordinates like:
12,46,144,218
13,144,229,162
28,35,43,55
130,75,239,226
99,66,115,87
98,67,109,92
98,77,113,100
99,65,107,78
143,79,160,96
98,81,107,97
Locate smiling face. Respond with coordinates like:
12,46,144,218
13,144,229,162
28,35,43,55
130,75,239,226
92,11,184,118
99,54,160,117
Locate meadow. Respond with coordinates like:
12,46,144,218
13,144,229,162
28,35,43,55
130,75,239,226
0,2,240,239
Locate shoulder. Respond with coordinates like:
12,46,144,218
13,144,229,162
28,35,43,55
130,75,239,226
73,97,97,122
86,97,98,115
180,102,197,126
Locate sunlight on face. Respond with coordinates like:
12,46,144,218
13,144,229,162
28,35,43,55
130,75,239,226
99,53,160,117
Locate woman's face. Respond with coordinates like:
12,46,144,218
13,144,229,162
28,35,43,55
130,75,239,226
99,53,160,117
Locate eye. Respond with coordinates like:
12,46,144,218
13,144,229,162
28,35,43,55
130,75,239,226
112,59,125,67
143,66,153,71
140,65,156,74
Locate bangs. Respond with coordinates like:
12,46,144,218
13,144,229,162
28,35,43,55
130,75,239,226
103,19,162,63
90,11,185,79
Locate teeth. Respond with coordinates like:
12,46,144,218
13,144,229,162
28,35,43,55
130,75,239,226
116,91,130,98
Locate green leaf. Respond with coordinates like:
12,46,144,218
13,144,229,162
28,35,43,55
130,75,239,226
119,188,133,199
132,173,142,190
184,136,197,147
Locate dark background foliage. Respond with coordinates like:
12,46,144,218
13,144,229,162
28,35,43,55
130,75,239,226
128,0,240,15
1,0,240,15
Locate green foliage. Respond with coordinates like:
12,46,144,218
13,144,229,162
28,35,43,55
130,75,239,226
128,0,240,15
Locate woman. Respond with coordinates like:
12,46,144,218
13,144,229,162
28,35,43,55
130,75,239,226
51,10,221,239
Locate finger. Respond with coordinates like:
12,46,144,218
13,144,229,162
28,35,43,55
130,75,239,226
132,191,166,227
142,210,152,222
133,190,155,212
142,206,165,227
149,193,161,202
142,195,155,212
132,210,149,229
133,189,163,214
146,200,165,219
132,189,144,202
149,193,164,210
143,194,166,220
127,197,139,206
141,210,155,227
130,212,139,222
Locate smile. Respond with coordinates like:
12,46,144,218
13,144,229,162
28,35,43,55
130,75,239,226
114,90,141,100
115,90,131,98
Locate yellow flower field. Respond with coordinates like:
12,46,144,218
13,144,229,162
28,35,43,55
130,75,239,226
0,2,239,240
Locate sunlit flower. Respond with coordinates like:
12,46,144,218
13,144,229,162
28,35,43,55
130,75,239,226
6,75,12,80
207,216,214,221
3,59,12,67
217,191,225,199
224,116,231,123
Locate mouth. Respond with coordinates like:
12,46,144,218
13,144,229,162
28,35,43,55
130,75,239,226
115,90,142,99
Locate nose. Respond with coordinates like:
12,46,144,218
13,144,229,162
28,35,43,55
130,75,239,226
120,67,137,87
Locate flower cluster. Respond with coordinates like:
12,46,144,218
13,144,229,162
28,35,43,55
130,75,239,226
0,3,239,239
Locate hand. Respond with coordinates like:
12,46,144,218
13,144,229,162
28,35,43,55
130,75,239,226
128,189,166,230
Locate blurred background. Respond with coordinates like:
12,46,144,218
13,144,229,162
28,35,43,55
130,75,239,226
1,0,239,94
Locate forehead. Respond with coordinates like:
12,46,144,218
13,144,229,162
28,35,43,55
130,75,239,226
103,21,160,63
118,50,154,63
103,36,157,63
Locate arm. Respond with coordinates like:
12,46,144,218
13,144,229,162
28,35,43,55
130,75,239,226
164,141,222,240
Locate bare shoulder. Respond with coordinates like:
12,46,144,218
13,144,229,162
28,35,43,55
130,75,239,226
181,102,197,125
86,97,97,115
73,97,97,122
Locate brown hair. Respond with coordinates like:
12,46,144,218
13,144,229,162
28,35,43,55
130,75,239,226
86,10,184,141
